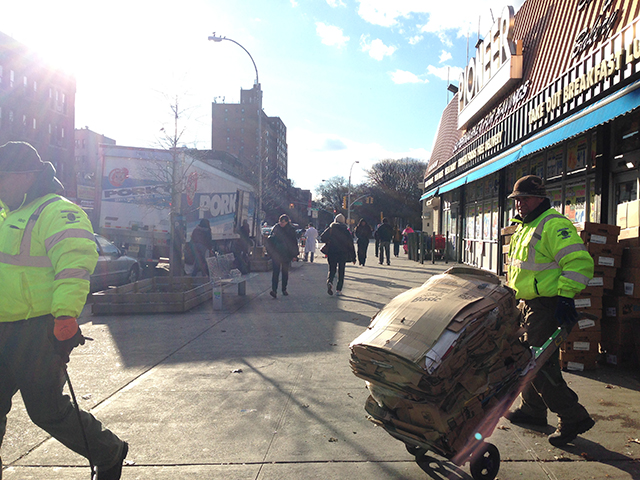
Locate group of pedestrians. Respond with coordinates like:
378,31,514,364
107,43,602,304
264,213,416,298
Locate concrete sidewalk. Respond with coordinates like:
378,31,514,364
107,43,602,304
2,244,640,480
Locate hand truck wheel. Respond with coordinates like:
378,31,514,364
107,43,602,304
469,442,500,480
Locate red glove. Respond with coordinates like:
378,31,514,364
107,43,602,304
53,317,85,363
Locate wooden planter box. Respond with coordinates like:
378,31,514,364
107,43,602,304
91,277,211,315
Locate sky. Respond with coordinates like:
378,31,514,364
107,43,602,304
1,0,525,194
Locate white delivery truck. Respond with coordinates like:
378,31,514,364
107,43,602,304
96,145,256,269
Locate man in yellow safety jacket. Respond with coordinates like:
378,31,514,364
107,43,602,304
0,142,127,479
505,174,595,447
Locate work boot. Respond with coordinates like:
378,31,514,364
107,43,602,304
97,442,128,480
505,408,547,426
548,417,595,447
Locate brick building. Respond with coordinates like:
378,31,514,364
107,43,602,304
0,31,76,197
211,84,288,223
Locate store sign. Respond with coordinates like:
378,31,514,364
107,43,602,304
573,0,618,58
458,5,523,129
528,13,640,126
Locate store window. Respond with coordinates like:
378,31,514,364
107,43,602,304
547,146,564,179
565,182,587,223
567,136,587,172
549,185,563,213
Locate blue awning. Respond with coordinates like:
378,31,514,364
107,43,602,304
423,79,640,197
520,79,640,156
420,187,438,201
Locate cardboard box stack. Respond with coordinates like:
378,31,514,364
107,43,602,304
603,245,640,366
349,268,532,457
568,222,622,371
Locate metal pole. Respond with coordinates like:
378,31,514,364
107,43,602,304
208,34,262,247
347,160,359,228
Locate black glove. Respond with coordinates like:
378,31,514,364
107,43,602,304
555,296,579,327
53,328,86,363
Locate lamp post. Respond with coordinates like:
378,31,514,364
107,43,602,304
347,160,360,228
208,33,263,246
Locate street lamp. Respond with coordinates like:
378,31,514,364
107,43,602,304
208,33,263,246
347,160,360,227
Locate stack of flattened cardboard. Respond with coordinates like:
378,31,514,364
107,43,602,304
350,267,531,457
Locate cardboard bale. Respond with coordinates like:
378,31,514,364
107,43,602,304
561,331,601,353
350,267,532,456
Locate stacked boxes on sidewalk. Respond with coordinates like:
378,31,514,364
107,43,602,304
349,268,532,457
605,244,640,366
569,222,622,371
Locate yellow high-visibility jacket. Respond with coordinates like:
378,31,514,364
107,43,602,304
507,208,593,300
0,194,98,322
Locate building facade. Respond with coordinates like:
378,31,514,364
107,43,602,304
423,0,640,274
211,84,288,224
0,31,76,197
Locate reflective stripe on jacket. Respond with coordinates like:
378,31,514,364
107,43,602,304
507,208,593,300
0,193,98,322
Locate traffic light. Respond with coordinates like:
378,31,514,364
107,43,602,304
289,203,294,209
366,196,374,204
342,196,347,209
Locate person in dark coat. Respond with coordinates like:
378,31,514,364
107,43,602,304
392,224,402,257
320,214,356,296
376,217,394,265
191,218,213,276
354,218,372,266
266,214,298,298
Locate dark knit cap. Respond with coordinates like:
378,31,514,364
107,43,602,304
508,175,547,198
0,141,45,173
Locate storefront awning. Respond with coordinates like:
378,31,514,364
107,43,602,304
422,79,640,199
520,79,640,157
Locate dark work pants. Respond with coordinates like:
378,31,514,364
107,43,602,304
517,297,591,425
379,241,391,264
327,257,346,291
0,316,126,474
272,259,290,292
357,239,369,266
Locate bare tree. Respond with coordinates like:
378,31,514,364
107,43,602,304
366,158,427,227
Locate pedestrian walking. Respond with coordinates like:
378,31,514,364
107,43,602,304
402,224,414,254
505,175,595,446
373,222,381,258
392,224,402,257
0,142,128,480
191,218,213,276
376,218,393,265
265,214,298,298
303,223,318,262
320,214,356,296
354,218,372,266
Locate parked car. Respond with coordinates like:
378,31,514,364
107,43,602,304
91,234,140,292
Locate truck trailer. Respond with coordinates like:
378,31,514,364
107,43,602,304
95,145,256,269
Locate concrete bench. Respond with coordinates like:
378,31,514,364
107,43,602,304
206,253,257,296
